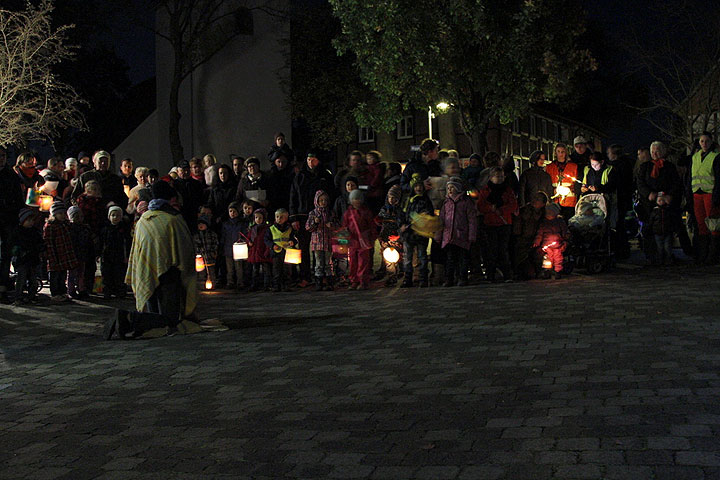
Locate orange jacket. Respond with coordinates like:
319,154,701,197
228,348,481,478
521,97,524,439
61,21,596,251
545,161,579,207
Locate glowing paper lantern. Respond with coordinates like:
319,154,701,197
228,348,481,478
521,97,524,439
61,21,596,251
233,242,248,260
195,255,205,272
542,254,553,270
284,248,302,264
382,247,400,264
556,185,571,197
205,278,213,290
38,195,53,212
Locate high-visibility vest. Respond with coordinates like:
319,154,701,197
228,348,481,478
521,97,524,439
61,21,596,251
691,150,719,193
270,225,291,250
545,161,578,207
582,165,613,186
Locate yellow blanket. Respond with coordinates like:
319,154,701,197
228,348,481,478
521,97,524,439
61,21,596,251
125,209,198,316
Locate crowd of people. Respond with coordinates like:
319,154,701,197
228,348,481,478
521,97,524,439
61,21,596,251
1,130,718,332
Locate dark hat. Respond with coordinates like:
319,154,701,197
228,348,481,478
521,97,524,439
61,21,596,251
269,149,287,162
254,208,267,219
387,185,402,201
228,201,241,212
77,151,89,160
177,160,190,169
197,215,211,227
18,208,36,225
244,157,260,168
345,175,359,187
446,176,464,193
152,180,177,200
50,200,67,217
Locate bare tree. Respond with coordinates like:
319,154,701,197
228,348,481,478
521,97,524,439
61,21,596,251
623,0,720,151
0,0,86,148
129,0,285,163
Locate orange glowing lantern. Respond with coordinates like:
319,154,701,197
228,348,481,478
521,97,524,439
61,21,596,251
382,247,400,264
38,195,53,212
205,278,213,290
195,255,205,272
284,248,302,264
542,254,552,270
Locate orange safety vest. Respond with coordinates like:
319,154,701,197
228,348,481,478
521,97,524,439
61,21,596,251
545,161,579,207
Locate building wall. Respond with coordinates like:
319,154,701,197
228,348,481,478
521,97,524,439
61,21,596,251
114,1,290,174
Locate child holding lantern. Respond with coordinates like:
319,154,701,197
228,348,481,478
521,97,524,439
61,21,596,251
264,208,297,292
533,203,569,279
377,185,404,287
220,201,249,289
306,190,336,291
342,189,377,290
194,215,219,289
247,208,272,291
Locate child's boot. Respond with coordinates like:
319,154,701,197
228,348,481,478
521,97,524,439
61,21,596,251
400,273,413,288
419,272,428,288
324,276,334,291
315,276,324,291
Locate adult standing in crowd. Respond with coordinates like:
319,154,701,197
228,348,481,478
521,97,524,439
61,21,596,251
76,151,93,176
290,153,335,284
335,150,367,195
72,150,128,210
268,151,295,211
607,145,634,258
519,150,553,206
236,157,270,208
126,167,153,216
206,164,238,224
571,135,592,171
14,151,45,197
189,157,207,187
268,132,295,166
173,160,205,232
231,155,245,179
40,157,69,198
0,147,24,302
401,138,439,192
545,143,580,220
106,181,198,340
120,158,137,190
636,141,682,264
690,132,720,264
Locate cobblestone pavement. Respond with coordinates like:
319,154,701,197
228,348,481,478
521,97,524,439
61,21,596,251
2,263,720,479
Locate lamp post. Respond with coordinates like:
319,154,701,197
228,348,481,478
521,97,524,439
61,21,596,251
428,102,451,140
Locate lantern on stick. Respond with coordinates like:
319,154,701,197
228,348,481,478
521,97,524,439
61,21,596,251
382,247,400,264
205,277,213,290
38,195,53,212
195,255,205,272
284,248,302,264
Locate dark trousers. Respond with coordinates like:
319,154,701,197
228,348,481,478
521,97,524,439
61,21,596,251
272,253,287,289
654,234,674,263
83,258,95,294
444,244,469,284
403,238,429,281
102,261,126,295
296,225,311,281
252,262,271,289
14,263,38,300
0,224,13,292
128,267,184,336
49,270,67,296
481,225,512,280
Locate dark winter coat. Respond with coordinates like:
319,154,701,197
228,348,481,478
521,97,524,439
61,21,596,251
10,225,44,266
401,192,434,243
377,202,403,241
72,170,127,210
268,165,295,210
69,222,95,263
519,166,553,206
400,155,429,192
220,216,249,258
236,172,271,204
173,177,205,230
649,204,680,235
438,193,478,250
636,161,682,217
289,166,335,217
101,221,131,264
0,166,24,227
206,179,238,223
513,204,545,241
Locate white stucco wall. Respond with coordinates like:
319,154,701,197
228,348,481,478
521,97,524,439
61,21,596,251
115,1,290,174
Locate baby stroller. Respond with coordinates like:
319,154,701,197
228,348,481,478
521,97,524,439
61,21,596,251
567,193,614,274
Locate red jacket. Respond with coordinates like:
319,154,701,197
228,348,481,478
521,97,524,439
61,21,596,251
43,219,79,271
476,184,518,226
343,205,377,250
364,162,386,200
248,223,272,263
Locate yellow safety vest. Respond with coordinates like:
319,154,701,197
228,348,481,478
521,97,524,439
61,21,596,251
270,225,291,250
582,165,613,186
692,150,719,193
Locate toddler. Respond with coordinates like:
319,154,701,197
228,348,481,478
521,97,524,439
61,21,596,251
247,208,272,291
43,201,78,303
101,206,131,298
306,190,336,291
533,203,569,279
343,189,377,289
437,177,476,286
376,185,404,286
194,215,219,289
221,201,249,289
400,173,434,288
648,192,678,265
264,208,297,292
67,206,95,299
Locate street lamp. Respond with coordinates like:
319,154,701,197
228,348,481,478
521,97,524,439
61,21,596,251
428,102,451,139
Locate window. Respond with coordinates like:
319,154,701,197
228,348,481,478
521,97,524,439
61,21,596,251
541,119,548,139
529,116,537,137
397,116,414,140
358,127,375,144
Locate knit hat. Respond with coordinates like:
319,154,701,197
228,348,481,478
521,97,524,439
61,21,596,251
344,175,359,189
152,180,177,200
107,205,123,220
468,153,482,163
65,157,77,169
573,135,587,146
93,150,110,162
197,215,211,227
18,208,36,225
50,200,67,217
67,206,83,222
77,151,89,161
244,157,260,168
410,173,423,190
387,185,401,201
177,160,190,169
446,176,464,194
546,203,561,216
136,201,149,215
228,201,241,213
348,189,364,203
254,208,267,220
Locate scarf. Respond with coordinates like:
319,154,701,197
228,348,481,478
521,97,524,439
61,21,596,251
487,182,505,208
148,199,171,211
651,158,664,179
